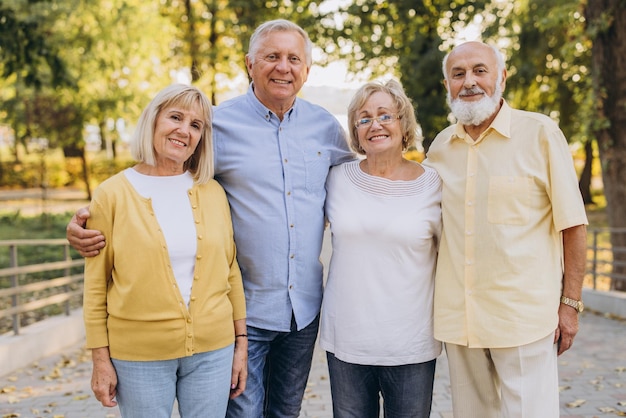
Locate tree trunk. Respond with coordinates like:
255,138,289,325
80,150,92,201
578,138,594,205
586,0,626,291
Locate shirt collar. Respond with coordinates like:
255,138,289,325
246,83,296,122
448,99,512,144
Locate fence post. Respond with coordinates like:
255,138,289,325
591,229,598,290
63,244,71,316
9,244,20,335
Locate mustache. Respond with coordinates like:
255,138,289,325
459,87,485,96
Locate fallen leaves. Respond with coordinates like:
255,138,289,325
566,399,587,408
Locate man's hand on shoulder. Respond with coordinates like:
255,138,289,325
66,206,105,257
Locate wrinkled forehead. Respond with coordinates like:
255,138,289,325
447,42,498,70
257,30,306,51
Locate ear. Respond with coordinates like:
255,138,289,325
245,55,253,77
443,78,449,92
500,68,508,90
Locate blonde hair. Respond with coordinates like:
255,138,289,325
130,84,214,184
347,79,419,155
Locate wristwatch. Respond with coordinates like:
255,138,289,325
560,296,584,313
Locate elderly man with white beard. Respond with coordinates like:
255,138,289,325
424,41,588,418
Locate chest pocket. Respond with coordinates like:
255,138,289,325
487,176,532,225
304,150,331,194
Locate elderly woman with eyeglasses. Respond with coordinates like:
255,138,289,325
320,79,442,418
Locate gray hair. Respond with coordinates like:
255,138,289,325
246,19,313,68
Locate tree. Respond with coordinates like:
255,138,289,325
314,0,488,149
586,0,626,290
0,0,73,162
160,0,325,104
480,0,595,204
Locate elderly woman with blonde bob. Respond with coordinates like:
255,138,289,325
320,79,442,418
83,84,247,417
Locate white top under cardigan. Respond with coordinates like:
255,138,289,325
320,160,442,366
124,168,196,306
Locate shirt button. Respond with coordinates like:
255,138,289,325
290,254,295,259
284,159,288,163
198,235,203,240
290,224,294,228
287,191,291,196
196,255,202,260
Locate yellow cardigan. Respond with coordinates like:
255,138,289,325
83,172,246,361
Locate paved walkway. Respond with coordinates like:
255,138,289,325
0,311,624,418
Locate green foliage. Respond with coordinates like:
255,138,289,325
87,156,135,185
314,0,488,148
0,212,79,270
0,0,73,89
480,0,593,145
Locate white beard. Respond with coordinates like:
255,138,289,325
448,82,502,126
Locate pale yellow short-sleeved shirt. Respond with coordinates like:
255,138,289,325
425,101,588,348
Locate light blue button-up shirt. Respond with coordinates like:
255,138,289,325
213,85,355,332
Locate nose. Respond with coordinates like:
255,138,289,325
275,56,290,72
370,118,383,129
463,73,476,88
177,122,191,136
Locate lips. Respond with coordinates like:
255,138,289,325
272,79,292,84
168,138,187,147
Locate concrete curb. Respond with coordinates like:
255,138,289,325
0,308,84,377
583,287,626,319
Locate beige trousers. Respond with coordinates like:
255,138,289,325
445,332,559,418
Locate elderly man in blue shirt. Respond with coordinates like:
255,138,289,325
66,19,354,418
213,19,354,417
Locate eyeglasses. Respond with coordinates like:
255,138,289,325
354,114,400,129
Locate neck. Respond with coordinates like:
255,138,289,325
361,154,409,180
253,86,295,121
134,163,185,177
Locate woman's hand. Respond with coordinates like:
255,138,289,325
90,347,118,407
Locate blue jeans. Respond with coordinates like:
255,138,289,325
326,352,436,418
227,314,319,418
111,344,233,418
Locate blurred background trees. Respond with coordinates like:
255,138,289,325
1,0,624,288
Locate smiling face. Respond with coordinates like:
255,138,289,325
152,105,204,173
355,91,403,157
245,30,310,115
444,42,506,127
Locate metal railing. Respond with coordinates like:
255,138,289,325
0,239,84,335
1,228,626,336
586,227,626,291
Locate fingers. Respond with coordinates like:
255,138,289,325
66,208,105,257
90,348,117,407
556,305,579,356
229,349,248,399
230,375,246,399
